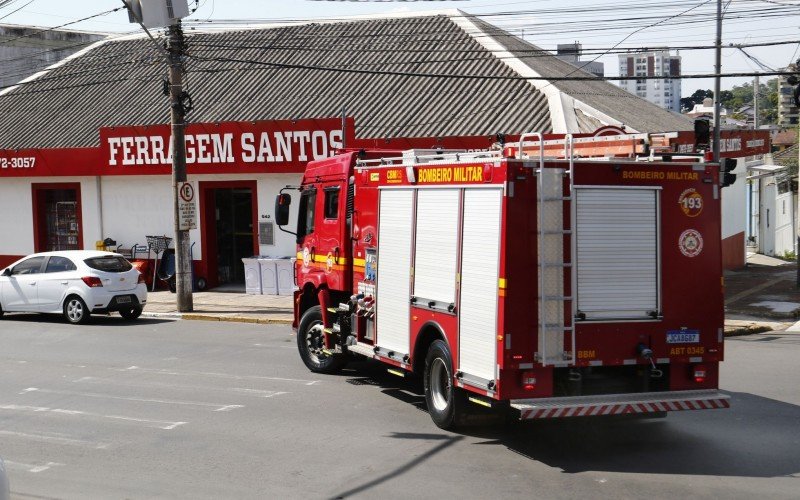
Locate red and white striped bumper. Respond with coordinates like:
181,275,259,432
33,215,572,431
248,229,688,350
511,390,730,420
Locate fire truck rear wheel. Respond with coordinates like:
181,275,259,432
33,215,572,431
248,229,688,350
297,305,347,374
424,340,467,429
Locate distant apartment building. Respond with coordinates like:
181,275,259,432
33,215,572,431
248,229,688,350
618,49,681,113
777,65,798,126
0,24,107,90
555,43,604,77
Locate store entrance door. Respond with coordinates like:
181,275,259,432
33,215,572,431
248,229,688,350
32,183,83,252
200,181,258,289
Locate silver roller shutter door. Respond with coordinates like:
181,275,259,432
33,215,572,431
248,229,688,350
575,188,660,321
413,189,460,305
458,188,503,381
376,189,414,354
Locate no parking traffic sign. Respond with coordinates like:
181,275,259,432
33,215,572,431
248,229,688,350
178,181,197,230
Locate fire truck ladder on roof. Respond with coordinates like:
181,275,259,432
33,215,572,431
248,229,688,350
519,133,576,367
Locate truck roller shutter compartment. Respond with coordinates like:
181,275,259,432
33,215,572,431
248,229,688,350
376,189,414,355
575,187,660,321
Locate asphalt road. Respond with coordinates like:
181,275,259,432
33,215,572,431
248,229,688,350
0,314,798,499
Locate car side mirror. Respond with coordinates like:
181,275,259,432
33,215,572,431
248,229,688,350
2,268,10,277
275,193,292,226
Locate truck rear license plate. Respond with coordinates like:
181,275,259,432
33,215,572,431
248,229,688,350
666,330,699,343
117,296,132,304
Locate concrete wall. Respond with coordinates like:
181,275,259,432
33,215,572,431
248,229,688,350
0,25,106,90
721,158,747,269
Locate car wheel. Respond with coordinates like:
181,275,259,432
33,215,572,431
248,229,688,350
0,302,4,319
63,296,91,325
297,305,347,374
119,306,143,320
424,339,469,430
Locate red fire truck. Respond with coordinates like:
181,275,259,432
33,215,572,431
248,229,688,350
275,133,730,429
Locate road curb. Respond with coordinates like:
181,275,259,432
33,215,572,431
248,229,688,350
178,313,293,325
141,312,182,320
724,325,774,337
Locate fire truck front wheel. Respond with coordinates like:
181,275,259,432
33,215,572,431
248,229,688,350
424,340,467,429
297,305,347,374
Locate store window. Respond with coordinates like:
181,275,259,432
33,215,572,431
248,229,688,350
32,184,82,253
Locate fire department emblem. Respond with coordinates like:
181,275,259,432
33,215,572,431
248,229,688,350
326,252,334,273
302,247,311,268
678,229,703,258
678,188,703,217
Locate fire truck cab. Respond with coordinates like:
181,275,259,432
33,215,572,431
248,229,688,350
276,133,729,429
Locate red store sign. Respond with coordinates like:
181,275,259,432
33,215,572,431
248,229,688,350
100,117,355,175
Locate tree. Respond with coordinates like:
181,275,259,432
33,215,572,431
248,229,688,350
681,89,713,112
717,79,779,125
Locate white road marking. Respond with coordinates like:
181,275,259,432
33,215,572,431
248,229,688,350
72,376,291,399
116,365,320,385
19,387,244,412
0,430,110,449
228,388,289,398
0,404,187,430
4,460,65,473
214,405,245,412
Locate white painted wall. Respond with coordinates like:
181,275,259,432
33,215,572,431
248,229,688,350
99,175,178,258
100,173,303,260
0,178,35,255
764,185,795,257
721,158,747,242
255,173,303,257
0,176,103,256
0,173,304,260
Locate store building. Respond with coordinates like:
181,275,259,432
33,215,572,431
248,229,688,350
0,11,767,286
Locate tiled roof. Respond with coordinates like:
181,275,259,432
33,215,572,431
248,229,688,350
0,11,689,150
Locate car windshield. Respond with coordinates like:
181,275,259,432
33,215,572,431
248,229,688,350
84,256,133,273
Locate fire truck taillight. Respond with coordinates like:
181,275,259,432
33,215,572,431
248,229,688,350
521,371,536,391
693,364,707,383
81,276,103,288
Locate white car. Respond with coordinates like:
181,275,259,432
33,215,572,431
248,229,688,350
0,250,147,324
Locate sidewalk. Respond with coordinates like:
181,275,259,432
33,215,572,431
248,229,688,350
724,253,799,335
143,290,293,324
143,252,800,335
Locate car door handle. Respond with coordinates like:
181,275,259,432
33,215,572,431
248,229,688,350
29,282,36,286
61,282,69,285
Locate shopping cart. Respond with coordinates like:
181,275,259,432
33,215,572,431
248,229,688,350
146,235,172,292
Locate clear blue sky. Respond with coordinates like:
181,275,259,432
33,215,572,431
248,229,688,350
3,0,798,96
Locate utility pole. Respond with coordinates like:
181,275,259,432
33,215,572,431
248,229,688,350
712,0,722,162
168,21,193,312
753,73,759,130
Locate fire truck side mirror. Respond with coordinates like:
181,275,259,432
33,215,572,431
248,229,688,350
720,158,737,188
275,193,292,226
